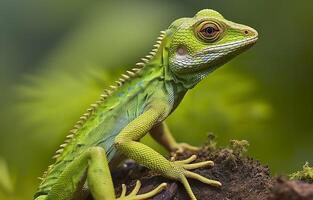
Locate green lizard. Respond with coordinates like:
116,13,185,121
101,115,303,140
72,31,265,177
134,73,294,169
34,9,258,200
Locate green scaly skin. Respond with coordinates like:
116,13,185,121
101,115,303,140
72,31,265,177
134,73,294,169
34,9,258,200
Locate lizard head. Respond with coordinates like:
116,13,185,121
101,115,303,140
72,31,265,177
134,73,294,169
165,9,258,88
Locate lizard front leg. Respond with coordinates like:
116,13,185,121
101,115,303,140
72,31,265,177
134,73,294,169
114,105,221,200
35,147,166,200
150,122,200,153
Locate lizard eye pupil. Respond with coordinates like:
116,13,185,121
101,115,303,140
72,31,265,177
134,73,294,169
205,27,215,34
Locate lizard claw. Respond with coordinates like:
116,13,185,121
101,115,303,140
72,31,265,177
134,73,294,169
117,180,167,200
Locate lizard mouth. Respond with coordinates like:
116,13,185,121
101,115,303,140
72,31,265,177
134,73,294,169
186,35,258,74
199,36,258,55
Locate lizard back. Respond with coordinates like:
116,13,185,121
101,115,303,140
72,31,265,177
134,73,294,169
35,31,168,198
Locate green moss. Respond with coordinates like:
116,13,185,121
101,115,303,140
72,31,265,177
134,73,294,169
289,162,313,183
229,140,249,157
203,133,217,151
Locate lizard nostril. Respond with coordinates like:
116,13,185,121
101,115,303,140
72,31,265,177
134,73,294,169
244,30,249,35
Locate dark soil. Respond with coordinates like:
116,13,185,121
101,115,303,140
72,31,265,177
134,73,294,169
111,138,273,200
89,136,313,200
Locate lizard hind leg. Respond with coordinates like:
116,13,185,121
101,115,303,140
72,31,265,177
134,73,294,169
41,146,166,200
43,146,116,200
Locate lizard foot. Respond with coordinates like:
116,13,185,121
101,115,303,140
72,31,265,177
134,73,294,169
170,155,221,200
175,155,221,186
117,180,167,200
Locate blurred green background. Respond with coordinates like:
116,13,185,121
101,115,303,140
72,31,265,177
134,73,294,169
1,0,313,199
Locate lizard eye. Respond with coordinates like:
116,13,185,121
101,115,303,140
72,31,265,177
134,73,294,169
196,21,222,42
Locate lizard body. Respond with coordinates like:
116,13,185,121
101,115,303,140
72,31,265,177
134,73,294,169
34,9,258,200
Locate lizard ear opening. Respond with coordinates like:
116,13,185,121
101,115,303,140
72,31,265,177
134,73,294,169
176,45,188,56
